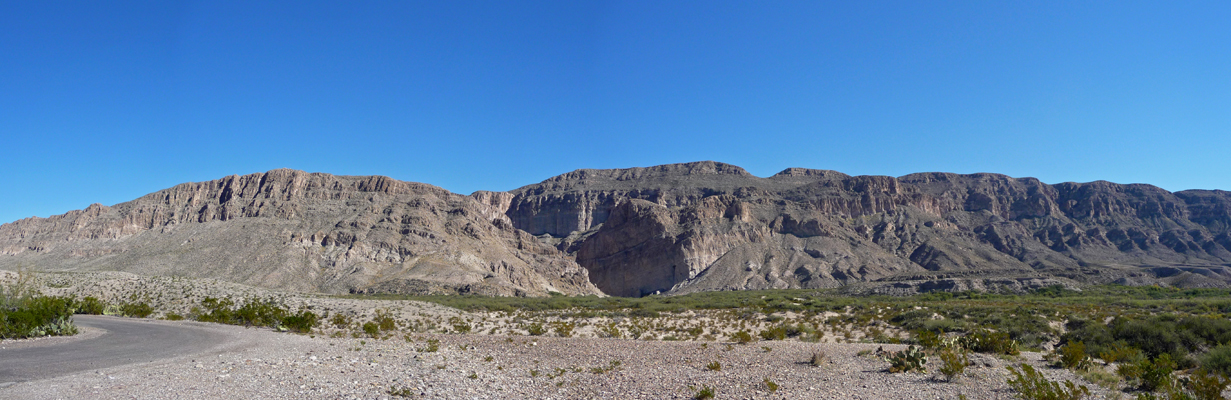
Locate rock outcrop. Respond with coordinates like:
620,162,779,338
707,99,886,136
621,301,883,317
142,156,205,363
507,162,1231,296
0,169,600,297
4,162,1230,298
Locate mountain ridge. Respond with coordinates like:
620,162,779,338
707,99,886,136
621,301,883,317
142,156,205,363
3,161,1230,297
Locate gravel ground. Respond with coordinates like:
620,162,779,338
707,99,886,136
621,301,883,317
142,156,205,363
1,270,1128,399
2,320,1120,400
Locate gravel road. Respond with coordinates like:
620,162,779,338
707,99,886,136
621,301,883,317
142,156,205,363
0,316,236,386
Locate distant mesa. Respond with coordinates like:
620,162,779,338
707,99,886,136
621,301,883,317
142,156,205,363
3,161,1230,297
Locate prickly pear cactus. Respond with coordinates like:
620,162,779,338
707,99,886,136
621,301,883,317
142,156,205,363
886,345,928,373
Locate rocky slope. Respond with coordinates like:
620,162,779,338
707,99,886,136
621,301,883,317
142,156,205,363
0,169,599,297
505,161,1231,296
4,162,1230,297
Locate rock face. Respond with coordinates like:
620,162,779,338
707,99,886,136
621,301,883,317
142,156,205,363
4,162,1230,297
0,169,600,297
507,162,1231,296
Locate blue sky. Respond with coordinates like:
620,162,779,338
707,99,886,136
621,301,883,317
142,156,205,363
2,1,1229,224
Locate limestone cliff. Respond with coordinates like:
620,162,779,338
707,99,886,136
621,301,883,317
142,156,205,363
4,162,1229,298
508,162,1231,296
0,169,600,296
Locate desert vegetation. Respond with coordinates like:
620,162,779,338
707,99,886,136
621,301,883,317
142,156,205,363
6,269,1231,398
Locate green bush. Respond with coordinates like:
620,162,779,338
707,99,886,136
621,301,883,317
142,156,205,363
694,385,715,400
120,302,154,318
961,329,1020,355
417,338,439,352
1097,342,1145,365
916,329,943,349
552,321,575,337
732,330,753,344
76,296,105,315
234,300,286,327
937,347,968,381
759,325,787,341
375,310,397,331
1199,344,1231,377
1006,363,1090,400
1181,368,1230,400
330,313,352,329
1052,341,1093,371
1111,318,1191,361
362,321,379,337
763,377,779,393
1118,353,1177,392
281,311,318,333
1,295,78,339
195,297,236,323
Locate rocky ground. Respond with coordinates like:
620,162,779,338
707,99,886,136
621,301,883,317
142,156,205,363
1,270,1129,399
3,319,1118,400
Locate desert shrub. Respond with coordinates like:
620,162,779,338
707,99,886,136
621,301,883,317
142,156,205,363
388,385,414,398
891,309,936,331
76,296,106,315
759,325,787,341
526,322,546,336
979,309,1054,349
763,377,779,393
119,302,154,318
1199,344,1231,378
694,385,715,400
281,311,318,333
601,322,625,338
1077,368,1120,390
800,326,825,342
916,329,943,349
1,295,78,339
1111,318,1192,362
731,330,753,344
1098,342,1146,365
1180,368,1230,400
1177,316,1231,347
417,338,439,352
234,300,286,327
706,361,721,371
629,308,660,318
449,317,471,334
1051,341,1093,371
362,321,379,337
195,297,236,323
330,313,352,329
937,347,968,381
961,329,1020,355
1006,363,1090,400
810,351,826,366
552,321,575,337
1118,353,1177,392
375,310,397,331
1062,320,1116,357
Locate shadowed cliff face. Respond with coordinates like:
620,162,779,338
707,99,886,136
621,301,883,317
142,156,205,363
0,169,600,297
4,162,1230,298
508,162,1231,296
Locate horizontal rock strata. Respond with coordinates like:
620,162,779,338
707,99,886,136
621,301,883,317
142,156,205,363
4,161,1230,297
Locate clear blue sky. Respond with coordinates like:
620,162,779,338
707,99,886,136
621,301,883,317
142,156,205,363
2,1,1229,224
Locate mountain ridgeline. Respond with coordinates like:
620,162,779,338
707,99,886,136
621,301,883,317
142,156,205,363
3,162,1230,297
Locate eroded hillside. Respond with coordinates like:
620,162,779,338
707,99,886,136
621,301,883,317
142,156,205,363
3,162,1230,297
